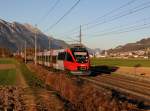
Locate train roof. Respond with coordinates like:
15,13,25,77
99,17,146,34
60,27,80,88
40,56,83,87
69,44,84,48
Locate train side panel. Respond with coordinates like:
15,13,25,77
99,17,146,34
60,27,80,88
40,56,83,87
37,47,90,75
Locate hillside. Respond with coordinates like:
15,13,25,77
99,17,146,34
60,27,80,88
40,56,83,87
108,37,150,53
0,19,68,52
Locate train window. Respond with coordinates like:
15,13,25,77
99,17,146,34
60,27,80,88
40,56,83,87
66,52,73,62
49,56,51,62
43,56,45,61
42,56,45,61
44,56,46,61
49,55,51,62
37,56,39,60
46,56,48,62
52,56,57,63
37,56,38,60
47,56,49,62
58,52,65,60
40,56,42,61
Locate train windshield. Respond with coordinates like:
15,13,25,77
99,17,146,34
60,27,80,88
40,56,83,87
71,48,89,63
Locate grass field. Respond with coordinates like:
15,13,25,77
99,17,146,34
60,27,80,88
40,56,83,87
20,63,45,88
91,58,150,67
0,58,17,85
0,69,16,85
0,58,16,64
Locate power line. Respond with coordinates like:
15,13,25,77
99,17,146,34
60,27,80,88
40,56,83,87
60,1,150,37
86,16,150,36
87,22,150,38
37,0,61,25
59,0,137,35
83,0,138,26
44,0,81,32
84,1,150,31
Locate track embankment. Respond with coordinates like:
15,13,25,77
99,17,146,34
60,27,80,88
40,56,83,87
27,63,147,111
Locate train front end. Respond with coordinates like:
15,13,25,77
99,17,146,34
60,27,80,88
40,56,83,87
67,47,91,75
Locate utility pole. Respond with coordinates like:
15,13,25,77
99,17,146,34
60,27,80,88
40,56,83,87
79,25,82,45
49,37,53,65
49,38,51,50
34,24,37,65
24,41,27,64
38,45,41,52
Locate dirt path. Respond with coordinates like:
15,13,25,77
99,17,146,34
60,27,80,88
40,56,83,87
15,63,37,111
15,63,28,88
0,60,69,110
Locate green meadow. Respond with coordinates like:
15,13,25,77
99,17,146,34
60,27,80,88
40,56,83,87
91,58,150,67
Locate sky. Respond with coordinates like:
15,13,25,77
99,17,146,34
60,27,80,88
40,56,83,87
0,0,150,49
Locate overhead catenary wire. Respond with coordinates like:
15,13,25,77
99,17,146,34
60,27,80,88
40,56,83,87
84,1,150,31
44,0,81,32
37,0,61,25
60,1,150,37
58,0,138,36
83,0,138,26
86,22,150,38
85,16,150,36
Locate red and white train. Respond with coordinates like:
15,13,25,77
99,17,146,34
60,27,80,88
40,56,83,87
37,46,90,75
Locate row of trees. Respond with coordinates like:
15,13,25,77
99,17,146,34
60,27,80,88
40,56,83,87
0,48,12,57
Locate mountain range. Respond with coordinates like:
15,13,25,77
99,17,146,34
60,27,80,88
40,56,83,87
0,19,68,52
2,19,149,54
108,37,150,53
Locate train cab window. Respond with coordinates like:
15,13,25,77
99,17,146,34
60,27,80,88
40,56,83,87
66,52,73,62
58,52,65,60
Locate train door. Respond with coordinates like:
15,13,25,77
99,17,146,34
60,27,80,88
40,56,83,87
64,52,76,71
57,52,65,70
52,50,58,69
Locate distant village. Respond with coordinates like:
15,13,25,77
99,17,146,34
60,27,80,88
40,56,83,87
91,48,150,59
1,46,150,59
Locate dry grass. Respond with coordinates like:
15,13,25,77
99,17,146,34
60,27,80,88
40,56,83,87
28,63,145,111
116,66,150,77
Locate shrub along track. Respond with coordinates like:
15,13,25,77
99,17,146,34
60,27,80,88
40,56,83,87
27,63,148,111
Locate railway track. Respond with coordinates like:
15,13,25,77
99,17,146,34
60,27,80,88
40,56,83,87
80,74,150,104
